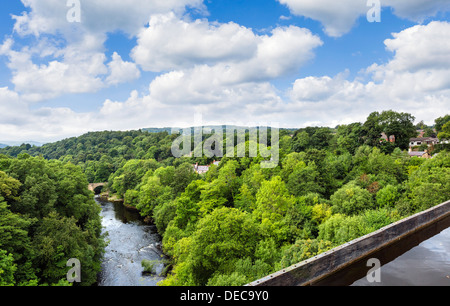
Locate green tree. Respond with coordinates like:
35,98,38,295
198,160,241,215
278,239,332,269
280,152,306,181
234,183,255,212
363,208,399,233
423,127,436,138
154,166,175,187
172,162,196,195
318,214,366,245
437,122,450,140
153,200,177,235
124,189,140,207
287,162,324,197
435,114,450,133
207,256,273,286
253,176,296,243
0,171,21,203
110,159,160,197
335,123,363,154
137,175,174,217
0,199,33,283
1,156,105,285
352,147,405,185
0,250,16,286
32,212,102,286
331,182,374,216
164,207,261,286
310,127,333,150
292,131,310,152
362,110,417,150
400,153,450,213
376,184,401,208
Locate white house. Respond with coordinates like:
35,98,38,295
409,137,439,147
193,160,220,174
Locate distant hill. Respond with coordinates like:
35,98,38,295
0,126,297,160
0,141,44,147
0,129,178,182
142,127,175,134
143,125,298,135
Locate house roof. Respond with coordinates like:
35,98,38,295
408,151,426,157
409,137,439,142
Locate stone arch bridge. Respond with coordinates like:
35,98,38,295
88,182,107,193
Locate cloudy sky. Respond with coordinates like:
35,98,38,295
1,0,450,143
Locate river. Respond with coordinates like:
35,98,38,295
96,197,167,286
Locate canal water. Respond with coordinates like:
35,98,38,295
96,197,167,286
352,223,450,286
314,215,450,286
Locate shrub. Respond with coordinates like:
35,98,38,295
331,183,374,216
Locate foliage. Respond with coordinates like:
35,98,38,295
437,122,450,140
253,176,296,243
0,156,105,286
330,182,374,216
398,152,450,214
435,114,450,133
141,259,158,274
278,239,333,269
0,130,174,184
0,250,16,286
161,207,261,286
362,110,417,151
318,208,400,246
376,184,401,208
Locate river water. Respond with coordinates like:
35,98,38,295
96,197,167,286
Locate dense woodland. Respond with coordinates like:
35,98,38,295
0,110,449,286
0,155,105,286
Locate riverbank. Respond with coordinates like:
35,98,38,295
96,192,123,203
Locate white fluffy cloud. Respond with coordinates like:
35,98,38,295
367,21,450,97
278,0,368,37
244,26,323,81
147,68,284,107
0,86,101,142
288,21,450,125
382,21,450,72
14,0,205,37
1,34,108,101
278,0,450,37
383,0,450,21
106,52,141,86
133,14,322,86
132,13,322,76
107,20,450,131
132,13,258,72
2,0,207,101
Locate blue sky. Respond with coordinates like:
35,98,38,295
0,0,450,142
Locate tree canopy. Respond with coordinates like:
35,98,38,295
0,155,105,286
